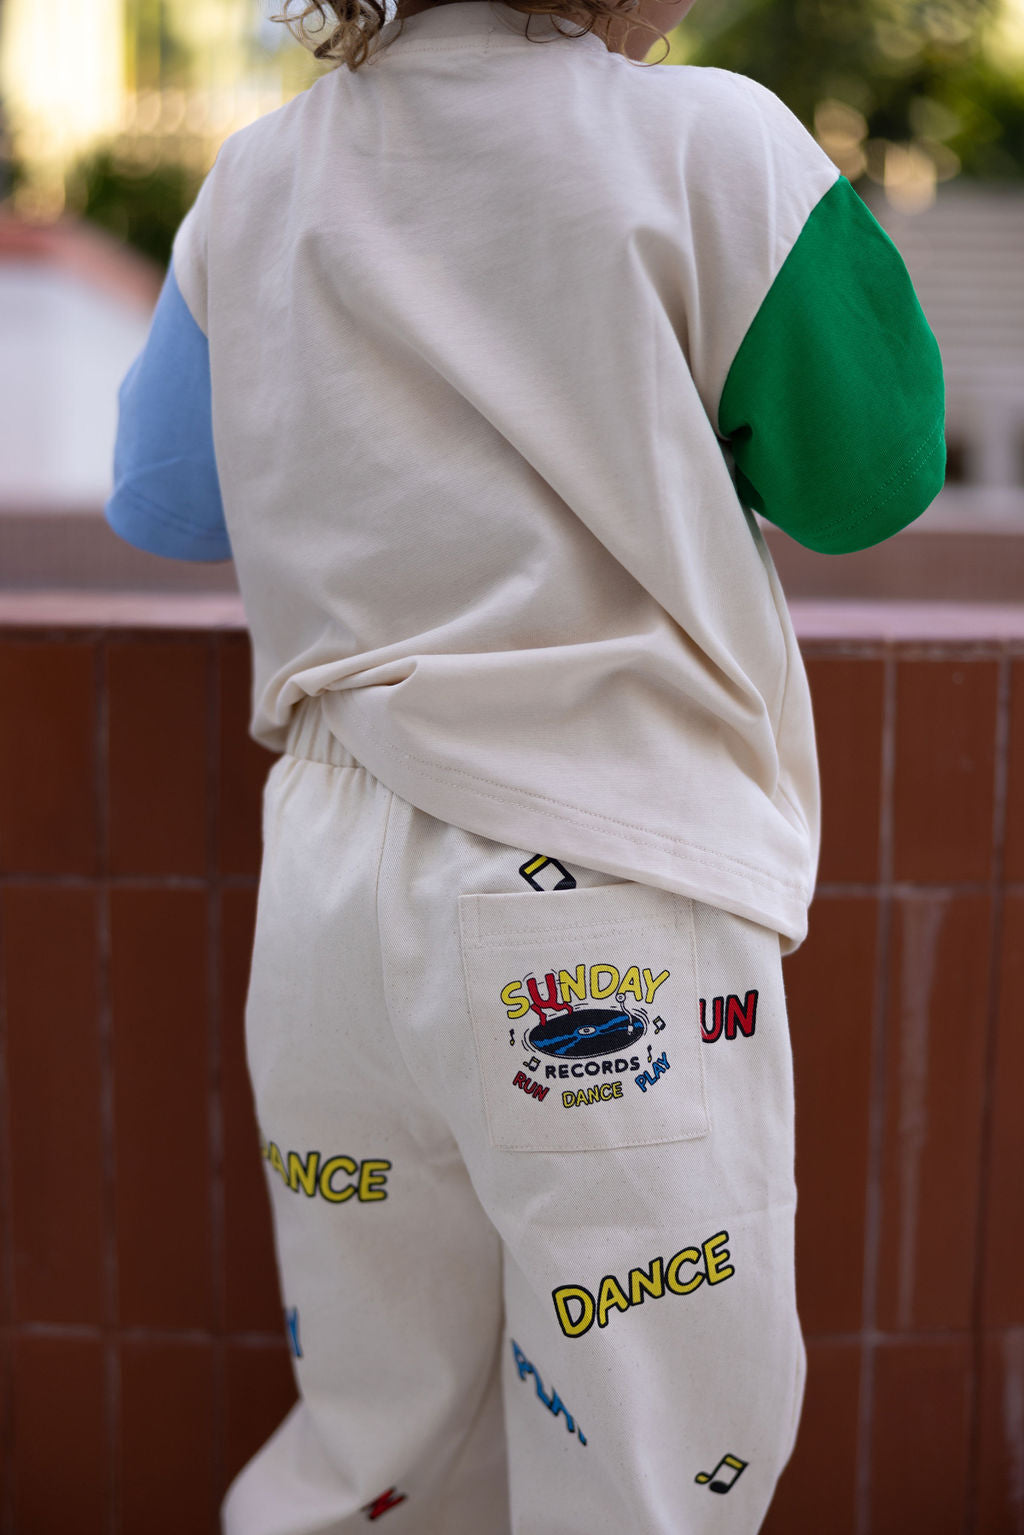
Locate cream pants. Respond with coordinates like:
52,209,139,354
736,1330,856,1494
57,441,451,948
221,692,806,1535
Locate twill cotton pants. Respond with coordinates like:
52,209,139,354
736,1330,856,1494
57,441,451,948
221,692,807,1535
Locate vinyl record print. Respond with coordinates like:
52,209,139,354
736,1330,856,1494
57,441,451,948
525,1006,646,1059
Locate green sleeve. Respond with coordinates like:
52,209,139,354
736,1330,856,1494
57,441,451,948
717,174,947,556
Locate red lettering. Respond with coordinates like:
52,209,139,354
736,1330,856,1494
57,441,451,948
526,971,572,1021
700,996,724,1043
514,1072,548,1104
725,990,758,1039
362,1488,407,1520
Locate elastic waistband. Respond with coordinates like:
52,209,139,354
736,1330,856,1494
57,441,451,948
284,693,362,769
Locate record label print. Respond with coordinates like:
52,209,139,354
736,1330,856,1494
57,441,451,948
525,1005,646,1059
457,879,712,1151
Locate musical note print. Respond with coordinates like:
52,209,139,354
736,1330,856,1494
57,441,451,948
510,1029,516,1046
652,1016,666,1034
694,1452,748,1493
522,1055,541,1072
647,1043,653,1063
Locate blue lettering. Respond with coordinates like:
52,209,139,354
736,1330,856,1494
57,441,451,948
637,1053,670,1091
510,1338,587,1445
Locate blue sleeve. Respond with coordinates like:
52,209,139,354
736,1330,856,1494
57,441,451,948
105,257,232,562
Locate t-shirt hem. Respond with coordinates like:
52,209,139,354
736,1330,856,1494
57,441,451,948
318,691,813,955
805,419,947,555
105,489,233,562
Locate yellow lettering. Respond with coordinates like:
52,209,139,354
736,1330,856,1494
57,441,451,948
319,1155,357,1202
611,1081,623,1098
287,1149,320,1197
599,1083,614,1101
704,1230,735,1284
629,1257,665,1305
618,965,644,1001
358,1159,390,1202
560,965,587,1003
643,969,670,1003
553,1286,595,1338
590,965,620,1000
597,1274,631,1328
666,1247,704,1294
501,981,529,1021
584,1085,601,1106
268,1142,287,1184
562,1091,575,1107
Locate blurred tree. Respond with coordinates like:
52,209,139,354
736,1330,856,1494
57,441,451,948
672,0,1024,180
0,0,7,202
64,146,201,268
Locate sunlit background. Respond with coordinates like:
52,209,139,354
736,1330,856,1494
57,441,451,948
2,0,1023,229
0,0,1023,582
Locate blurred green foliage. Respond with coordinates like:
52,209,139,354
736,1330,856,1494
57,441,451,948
55,0,1024,273
672,0,1024,179
63,147,202,270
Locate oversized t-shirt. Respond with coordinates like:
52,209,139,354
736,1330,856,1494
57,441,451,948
105,0,946,955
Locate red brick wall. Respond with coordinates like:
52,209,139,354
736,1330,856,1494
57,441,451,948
1,610,1022,1535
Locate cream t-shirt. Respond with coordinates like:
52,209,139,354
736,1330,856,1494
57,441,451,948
107,0,946,953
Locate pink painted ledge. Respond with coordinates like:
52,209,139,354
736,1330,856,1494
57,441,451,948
787,598,1024,641
0,590,247,629
1,590,1024,641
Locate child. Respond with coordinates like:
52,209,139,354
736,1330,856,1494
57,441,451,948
106,0,945,1528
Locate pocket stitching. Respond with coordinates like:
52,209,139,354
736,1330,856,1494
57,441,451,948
459,891,711,1153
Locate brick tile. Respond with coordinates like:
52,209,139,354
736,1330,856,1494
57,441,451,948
111,888,213,1327
784,896,876,1335
1003,659,1024,882
12,1334,107,1535
107,638,209,876
120,1338,216,1535
981,893,1024,1328
877,893,991,1332
761,1339,859,1535
217,636,275,878
4,887,104,1323
222,1342,296,1495
975,1329,1024,1535
222,888,284,1332
869,1337,971,1535
805,657,884,885
877,895,990,1332
892,659,998,883
0,639,97,874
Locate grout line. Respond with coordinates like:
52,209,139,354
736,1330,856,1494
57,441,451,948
208,636,227,1527
0,1315,989,1347
1,626,1022,659
0,1322,289,1345
1,872,1023,896
798,641,1024,661
0,862,14,1535
0,873,259,890
854,645,897,1535
962,651,1012,1535
0,1317,980,1345
95,637,120,1535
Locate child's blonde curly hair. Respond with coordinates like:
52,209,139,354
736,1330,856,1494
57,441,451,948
269,0,672,73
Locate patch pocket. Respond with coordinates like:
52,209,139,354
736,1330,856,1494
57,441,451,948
458,881,711,1153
